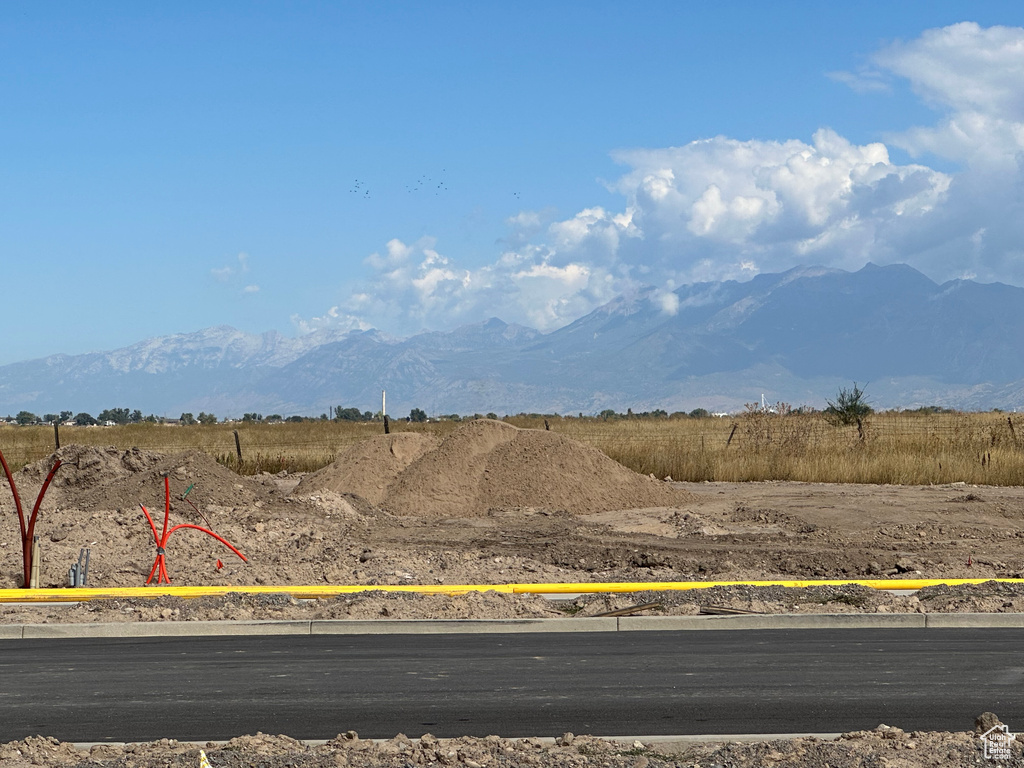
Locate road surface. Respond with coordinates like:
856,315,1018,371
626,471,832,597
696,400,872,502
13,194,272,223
1,628,1020,742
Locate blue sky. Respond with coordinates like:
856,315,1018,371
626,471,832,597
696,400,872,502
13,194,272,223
3,2,1024,364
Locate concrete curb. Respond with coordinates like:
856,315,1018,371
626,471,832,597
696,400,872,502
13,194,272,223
21,620,312,638
7,613,1024,638
310,618,618,634
925,613,1024,628
619,613,927,630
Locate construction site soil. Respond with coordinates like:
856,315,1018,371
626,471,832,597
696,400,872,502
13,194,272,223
3,420,1024,765
1,719,1020,768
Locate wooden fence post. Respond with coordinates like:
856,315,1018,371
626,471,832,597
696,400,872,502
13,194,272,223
726,423,738,447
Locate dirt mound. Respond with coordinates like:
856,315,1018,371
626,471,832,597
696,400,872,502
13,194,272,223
293,432,441,505
17,445,164,495
68,449,271,512
382,419,692,517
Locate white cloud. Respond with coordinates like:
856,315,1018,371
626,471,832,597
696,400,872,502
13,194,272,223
654,289,680,316
826,69,891,94
606,129,950,281
290,306,370,335
295,22,1024,337
873,23,1024,166
211,252,253,289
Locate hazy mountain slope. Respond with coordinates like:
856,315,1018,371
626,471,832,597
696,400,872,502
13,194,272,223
1,264,1022,416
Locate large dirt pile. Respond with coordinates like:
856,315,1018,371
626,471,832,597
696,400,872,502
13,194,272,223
384,420,692,517
292,433,440,504
295,420,693,517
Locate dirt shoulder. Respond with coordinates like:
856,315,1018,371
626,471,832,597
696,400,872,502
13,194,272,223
1,721,1018,768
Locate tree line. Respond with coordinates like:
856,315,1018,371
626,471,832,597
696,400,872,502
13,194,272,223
5,404,753,427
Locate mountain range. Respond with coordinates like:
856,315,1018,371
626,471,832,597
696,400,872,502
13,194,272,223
2,263,1022,417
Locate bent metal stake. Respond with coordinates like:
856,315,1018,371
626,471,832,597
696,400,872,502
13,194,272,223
140,475,247,585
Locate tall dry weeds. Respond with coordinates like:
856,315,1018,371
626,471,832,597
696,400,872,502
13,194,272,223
0,411,1022,485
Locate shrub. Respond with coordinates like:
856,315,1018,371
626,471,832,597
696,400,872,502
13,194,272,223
825,383,872,426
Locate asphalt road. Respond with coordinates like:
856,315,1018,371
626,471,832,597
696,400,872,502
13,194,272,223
1,628,1022,742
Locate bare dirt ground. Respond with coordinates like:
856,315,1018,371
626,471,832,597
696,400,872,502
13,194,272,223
2,421,1022,620
3,420,1024,765
1,717,1020,768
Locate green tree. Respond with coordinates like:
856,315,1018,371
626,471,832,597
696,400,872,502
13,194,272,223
59,410,73,422
179,412,196,425
334,406,364,421
688,408,710,419
15,411,39,425
43,413,59,424
197,411,217,425
825,383,872,426
98,407,131,425
74,412,97,426
409,407,428,422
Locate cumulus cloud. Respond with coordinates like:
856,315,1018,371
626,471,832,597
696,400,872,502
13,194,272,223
292,236,623,334
290,306,370,335
874,22,1024,166
294,22,1024,337
606,128,950,282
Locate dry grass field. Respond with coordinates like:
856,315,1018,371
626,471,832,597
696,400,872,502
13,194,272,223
1,410,1022,485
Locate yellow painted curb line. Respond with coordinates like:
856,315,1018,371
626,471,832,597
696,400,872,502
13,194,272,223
1,578,1021,604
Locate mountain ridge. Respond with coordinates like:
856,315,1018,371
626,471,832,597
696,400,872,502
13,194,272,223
2,263,1022,416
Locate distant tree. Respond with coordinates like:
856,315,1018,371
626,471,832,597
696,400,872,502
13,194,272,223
130,409,143,423
486,412,498,420
43,413,59,424
197,412,217,426
285,415,305,423
908,405,953,415
266,414,282,423
179,413,196,425
825,383,872,426
74,412,97,426
15,411,39,426
599,409,617,421
144,414,158,423
60,410,73,422
409,407,428,423
688,408,710,419
241,413,263,422
334,406,364,422
98,408,131,425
